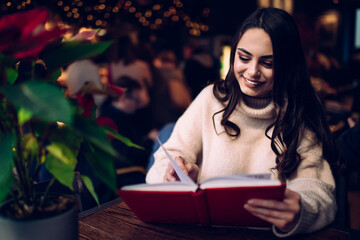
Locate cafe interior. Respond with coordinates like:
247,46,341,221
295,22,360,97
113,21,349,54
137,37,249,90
1,0,360,239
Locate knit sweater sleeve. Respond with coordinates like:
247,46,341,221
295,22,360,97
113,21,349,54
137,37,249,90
145,85,208,183
273,129,337,237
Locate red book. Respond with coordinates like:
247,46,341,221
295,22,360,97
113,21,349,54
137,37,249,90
118,174,286,227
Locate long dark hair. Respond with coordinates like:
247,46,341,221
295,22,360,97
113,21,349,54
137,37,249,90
213,8,336,181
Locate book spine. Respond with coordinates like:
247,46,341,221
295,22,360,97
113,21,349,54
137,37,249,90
191,190,211,226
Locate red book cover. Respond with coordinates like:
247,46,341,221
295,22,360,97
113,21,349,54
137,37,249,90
118,175,286,227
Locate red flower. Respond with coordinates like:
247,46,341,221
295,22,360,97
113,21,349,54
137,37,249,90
108,84,125,97
96,117,118,141
76,93,95,118
0,8,66,59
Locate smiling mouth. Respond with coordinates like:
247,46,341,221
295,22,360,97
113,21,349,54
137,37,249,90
242,75,262,86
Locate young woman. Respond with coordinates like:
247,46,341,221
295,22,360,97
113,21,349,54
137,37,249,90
146,8,336,237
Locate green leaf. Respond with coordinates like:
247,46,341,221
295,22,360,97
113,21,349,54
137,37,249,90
22,134,38,160
5,67,18,85
18,107,33,125
85,145,116,192
80,175,100,206
106,127,144,150
42,41,112,73
46,142,77,166
0,134,15,204
45,143,77,191
2,80,73,124
47,68,62,83
48,127,82,158
73,115,117,158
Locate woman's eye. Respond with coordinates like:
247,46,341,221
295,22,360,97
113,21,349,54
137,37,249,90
262,61,273,68
239,56,250,62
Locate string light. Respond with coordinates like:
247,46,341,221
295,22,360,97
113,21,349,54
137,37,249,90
153,4,161,11
145,10,152,18
139,16,146,23
95,19,102,26
163,11,170,18
99,4,105,10
171,15,179,22
0,0,210,37
87,15,94,21
155,18,162,25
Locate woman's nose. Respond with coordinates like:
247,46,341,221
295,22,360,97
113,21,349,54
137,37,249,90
247,61,260,78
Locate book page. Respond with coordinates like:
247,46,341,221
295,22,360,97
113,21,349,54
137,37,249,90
200,174,282,189
156,137,197,187
121,182,198,192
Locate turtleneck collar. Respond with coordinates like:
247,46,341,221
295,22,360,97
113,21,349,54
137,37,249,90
212,91,277,135
237,93,276,120
241,94,272,109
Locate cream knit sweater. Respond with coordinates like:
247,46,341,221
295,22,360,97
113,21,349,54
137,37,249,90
146,85,336,237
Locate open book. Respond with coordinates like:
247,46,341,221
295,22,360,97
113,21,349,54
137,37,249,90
117,139,286,227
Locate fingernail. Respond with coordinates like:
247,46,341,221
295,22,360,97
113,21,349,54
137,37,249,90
248,200,254,204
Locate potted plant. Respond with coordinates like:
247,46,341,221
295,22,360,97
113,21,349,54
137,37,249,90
0,7,132,240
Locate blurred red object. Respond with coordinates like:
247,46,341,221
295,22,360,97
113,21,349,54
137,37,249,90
96,116,118,140
76,93,94,118
108,84,125,97
0,8,66,59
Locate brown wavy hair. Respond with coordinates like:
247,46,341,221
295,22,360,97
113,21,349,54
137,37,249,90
212,8,336,181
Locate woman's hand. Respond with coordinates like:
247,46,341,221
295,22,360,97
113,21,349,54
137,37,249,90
164,156,199,182
244,188,301,233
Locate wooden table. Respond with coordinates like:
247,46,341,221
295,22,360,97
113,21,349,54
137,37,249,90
78,198,351,240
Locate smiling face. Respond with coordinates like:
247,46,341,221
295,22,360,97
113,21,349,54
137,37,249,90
234,28,274,98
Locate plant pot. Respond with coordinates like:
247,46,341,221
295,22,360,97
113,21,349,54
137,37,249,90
0,195,79,240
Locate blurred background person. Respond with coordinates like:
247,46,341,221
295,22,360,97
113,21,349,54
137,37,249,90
184,45,221,99
152,49,192,129
109,36,154,137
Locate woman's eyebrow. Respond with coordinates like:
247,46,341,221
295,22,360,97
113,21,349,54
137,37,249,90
237,48,273,59
260,54,273,59
238,48,252,56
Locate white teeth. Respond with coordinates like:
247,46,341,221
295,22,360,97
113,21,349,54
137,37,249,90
244,77,260,85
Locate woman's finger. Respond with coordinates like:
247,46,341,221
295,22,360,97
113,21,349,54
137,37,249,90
165,162,178,181
246,189,301,212
244,208,294,231
244,203,295,220
246,199,288,211
244,189,301,232
185,162,199,181
174,156,189,175
245,204,299,232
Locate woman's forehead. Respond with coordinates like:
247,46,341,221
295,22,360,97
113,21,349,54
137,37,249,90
236,28,273,57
